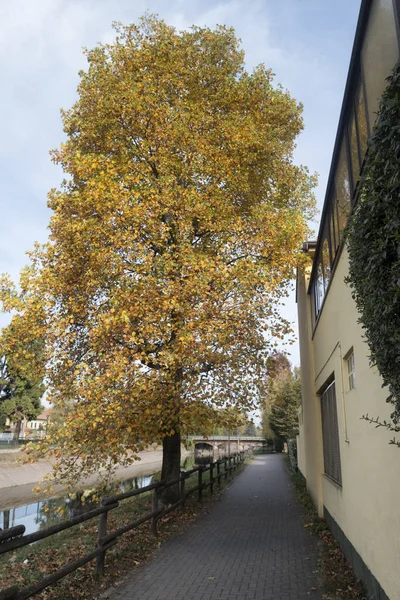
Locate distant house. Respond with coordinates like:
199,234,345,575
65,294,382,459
296,1,400,599
27,408,53,434
5,408,53,439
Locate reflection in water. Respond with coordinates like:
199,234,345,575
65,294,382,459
0,451,237,537
193,445,232,466
193,455,214,466
0,474,154,536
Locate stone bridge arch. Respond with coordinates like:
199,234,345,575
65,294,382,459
194,441,215,455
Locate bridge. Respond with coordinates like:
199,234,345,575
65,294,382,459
188,435,266,455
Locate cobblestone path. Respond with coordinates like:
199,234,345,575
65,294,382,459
104,454,321,600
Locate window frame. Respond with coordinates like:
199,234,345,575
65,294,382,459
320,380,342,486
346,350,356,391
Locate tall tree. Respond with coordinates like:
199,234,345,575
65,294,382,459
0,326,45,442
0,16,314,498
266,352,291,380
261,351,291,441
267,367,301,443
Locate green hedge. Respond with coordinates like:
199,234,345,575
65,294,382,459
346,63,400,441
288,438,298,471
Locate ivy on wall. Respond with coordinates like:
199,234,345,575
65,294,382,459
346,63,400,446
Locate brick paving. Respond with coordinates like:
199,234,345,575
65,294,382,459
103,454,322,600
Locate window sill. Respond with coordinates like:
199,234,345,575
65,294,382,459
323,473,343,490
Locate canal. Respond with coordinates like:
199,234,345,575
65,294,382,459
0,452,219,536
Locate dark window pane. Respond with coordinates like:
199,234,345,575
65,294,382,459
322,233,330,291
362,0,399,128
310,286,316,326
348,109,361,194
329,212,335,263
333,194,341,247
329,206,338,262
355,79,369,165
320,381,342,485
335,138,351,236
316,260,324,315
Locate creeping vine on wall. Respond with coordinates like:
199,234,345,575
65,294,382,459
346,62,400,446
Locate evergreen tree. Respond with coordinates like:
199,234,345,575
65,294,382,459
268,367,301,442
0,328,45,441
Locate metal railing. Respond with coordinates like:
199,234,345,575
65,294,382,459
0,452,246,600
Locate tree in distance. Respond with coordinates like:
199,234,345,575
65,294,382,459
268,368,301,441
0,16,315,501
261,352,300,450
0,324,45,443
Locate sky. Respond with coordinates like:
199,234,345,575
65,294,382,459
0,0,362,366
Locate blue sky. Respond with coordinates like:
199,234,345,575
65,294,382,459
0,0,362,364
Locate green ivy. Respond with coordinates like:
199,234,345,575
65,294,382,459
346,62,400,443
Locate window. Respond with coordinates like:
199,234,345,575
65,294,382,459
355,78,369,164
348,109,361,195
322,230,331,292
346,351,356,390
332,194,341,251
315,259,324,317
329,205,338,262
335,138,352,237
320,381,342,485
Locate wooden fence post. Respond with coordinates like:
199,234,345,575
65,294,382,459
198,468,203,502
151,488,158,536
210,462,214,494
96,505,108,576
224,458,228,482
180,471,186,509
217,461,221,488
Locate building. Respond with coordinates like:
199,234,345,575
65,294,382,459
27,408,53,436
296,1,400,599
5,408,52,439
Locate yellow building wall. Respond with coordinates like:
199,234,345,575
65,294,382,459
297,263,324,515
299,246,400,600
296,409,306,480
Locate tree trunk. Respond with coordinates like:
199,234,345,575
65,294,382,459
160,431,181,505
3,509,10,529
13,419,22,447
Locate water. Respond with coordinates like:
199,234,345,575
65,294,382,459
0,455,200,537
0,474,155,536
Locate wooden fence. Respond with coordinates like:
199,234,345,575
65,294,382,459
0,452,246,600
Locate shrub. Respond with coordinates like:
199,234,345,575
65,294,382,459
288,438,298,471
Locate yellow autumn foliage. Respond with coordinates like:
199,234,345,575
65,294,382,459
0,15,315,485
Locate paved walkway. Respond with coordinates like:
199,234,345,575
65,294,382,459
104,454,322,600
